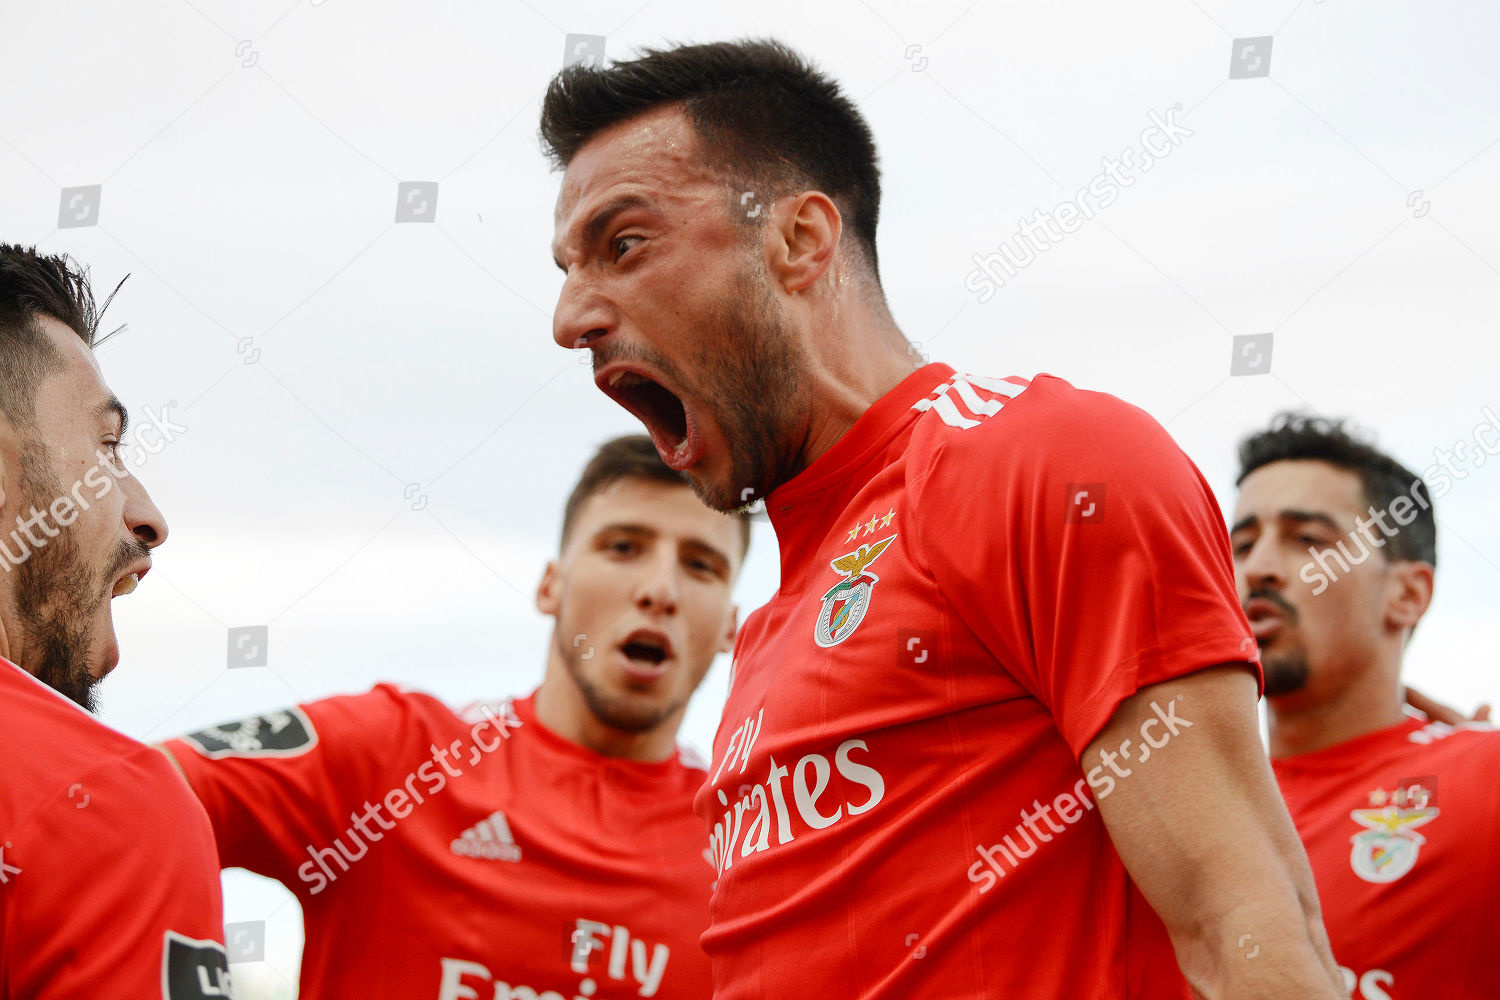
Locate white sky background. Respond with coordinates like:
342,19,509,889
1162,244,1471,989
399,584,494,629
3,0,1498,994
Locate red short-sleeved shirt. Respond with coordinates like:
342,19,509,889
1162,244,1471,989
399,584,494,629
0,658,230,999
695,365,1258,998
1273,716,1500,999
164,685,715,1000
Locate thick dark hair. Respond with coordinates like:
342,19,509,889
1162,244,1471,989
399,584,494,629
1237,412,1436,567
562,435,751,558
539,38,884,279
0,244,118,429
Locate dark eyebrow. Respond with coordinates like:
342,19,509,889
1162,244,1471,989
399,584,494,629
681,537,733,575
1278,509,1342,532
595,523,733,574
94,395,128,436
553,194,652,271
1231,509,1341,535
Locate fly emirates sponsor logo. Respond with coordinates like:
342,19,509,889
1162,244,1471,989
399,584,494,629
707,709,887,877
436,920,668,1000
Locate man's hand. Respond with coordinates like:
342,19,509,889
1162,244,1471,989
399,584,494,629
1403,685,1491,725
1084,665,1344,1000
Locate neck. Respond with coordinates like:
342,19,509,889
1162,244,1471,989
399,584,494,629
1267,660,1407,758
532,649,679,764
793,300,914,471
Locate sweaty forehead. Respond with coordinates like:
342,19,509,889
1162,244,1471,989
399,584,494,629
553,107,725,232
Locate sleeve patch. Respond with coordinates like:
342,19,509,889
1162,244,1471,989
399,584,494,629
180,707,318,759
161,930,231,999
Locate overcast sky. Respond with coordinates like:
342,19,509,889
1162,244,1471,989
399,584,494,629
3,0,1497,993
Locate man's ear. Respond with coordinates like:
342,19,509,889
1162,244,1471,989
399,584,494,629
1386,560,1434,632
535,560,562,617
718,603,740,656
765,191,841,294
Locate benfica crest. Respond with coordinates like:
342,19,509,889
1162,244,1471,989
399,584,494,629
814,535,896,648
1348,803,1440,883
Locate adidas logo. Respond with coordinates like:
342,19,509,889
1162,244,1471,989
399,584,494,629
450,810,522,862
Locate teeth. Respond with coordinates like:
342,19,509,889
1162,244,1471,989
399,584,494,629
112,573,139,598
608,371,646,388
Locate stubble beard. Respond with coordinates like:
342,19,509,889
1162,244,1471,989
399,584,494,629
11,446,105,712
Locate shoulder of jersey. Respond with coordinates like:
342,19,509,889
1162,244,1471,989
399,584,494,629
1406,718,1500,755
908,370,1040,439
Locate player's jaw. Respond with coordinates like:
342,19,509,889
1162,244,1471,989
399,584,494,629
12,481,151,712
562,621,689,735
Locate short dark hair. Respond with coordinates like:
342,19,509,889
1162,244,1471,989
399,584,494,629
562,435,751,559
0,245,118,430
539,38,884,280
1237,412,1436,567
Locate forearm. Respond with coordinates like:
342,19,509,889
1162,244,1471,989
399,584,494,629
1088,667,1344,999
1165,868,1342,1000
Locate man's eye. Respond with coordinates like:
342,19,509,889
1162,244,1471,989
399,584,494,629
612,235,640,260
607,539,636,555
104,439,123,458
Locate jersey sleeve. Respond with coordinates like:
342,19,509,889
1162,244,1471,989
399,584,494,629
0,744,232,1000
161,684,420,890
910,375,1259,758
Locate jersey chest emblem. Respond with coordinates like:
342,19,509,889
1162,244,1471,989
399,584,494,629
1348,796,1439,884
814,535,896,648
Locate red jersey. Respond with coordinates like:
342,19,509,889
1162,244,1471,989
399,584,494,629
695,365,1259,998
0,657,230,999
1272,715,1500,999
164,686,715,1000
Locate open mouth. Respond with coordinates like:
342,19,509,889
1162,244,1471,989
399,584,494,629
618,629,674,678
599,369,697,470
111,564,149,599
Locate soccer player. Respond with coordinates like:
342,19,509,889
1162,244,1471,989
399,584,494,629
1232,413,1499,999
159,435,745,999
542,39,1346,998
0,244,232,997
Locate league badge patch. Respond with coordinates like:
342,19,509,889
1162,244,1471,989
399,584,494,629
181,708,318,759
814,535,895,648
